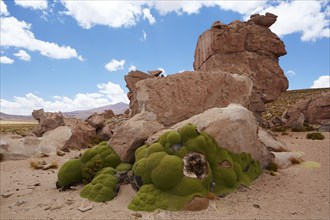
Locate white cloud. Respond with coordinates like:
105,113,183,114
14,0,48,10
0,56,14,64
140,30,147,41
311,75,330,88
143,8,156,24
252,1,329,41
0,0,9,16
128,65,137,72
105,59,125,72
158,67,166,76
286,70,296,77
0,16,83,60
61,1,144,29
14,50,31,62
0,81,129,115
58,1,328,41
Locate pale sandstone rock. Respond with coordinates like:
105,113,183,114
147,104,275,168
32,109,65,136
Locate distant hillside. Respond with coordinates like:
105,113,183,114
0,112,34,121
263,88,330,120
63,102,129,119
0,102,129,121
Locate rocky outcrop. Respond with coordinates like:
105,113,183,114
147,104,276,168
109,111,164,163
32,109,65,136
193,13,288,118
86,110,116,140
133,70,253,126
32,109,97,150
125,70,155,116
283,92,330,127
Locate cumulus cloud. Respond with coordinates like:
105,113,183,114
0,81,129,115
14,0,48,10
61,1,144,29
311,75,330,88
0,56,14,64
286,70,296,77
251,1,329,41
0,0,9,16
0,16,83,60
14,50,31,62
128,65,137,72
105,59,125,72
143,8,156,24
58,0,328,42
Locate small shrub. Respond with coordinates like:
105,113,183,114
306,132,325,140
281,131,289,135
272,126,286,132
304,123,316,131
266,162,278,172
291,127,306,132
0,153,3,162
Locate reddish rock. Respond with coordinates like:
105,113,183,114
193,13,288,116
133,70,253,126
184,196,209,211
284,91,330,127
147,70,163,77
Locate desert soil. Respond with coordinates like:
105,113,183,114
1,131,329,220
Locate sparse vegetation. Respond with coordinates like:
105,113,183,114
0,121,37,136
306,132,325,140
272,126,286,132
0,153,3,162
303,123,316,131
266,162,278,172
291,127,306,132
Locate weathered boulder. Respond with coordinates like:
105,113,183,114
193,14,288,117
62,118,97,150
133,70,253,126
124,70,155,116
32,109,65,136
283,92,330,127
109,111,164,163
147,70,163,77
147,104,275,168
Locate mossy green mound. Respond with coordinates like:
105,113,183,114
80,167,118,202
57,141,121,187
129,123,262,211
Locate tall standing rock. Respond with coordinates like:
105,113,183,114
193,13,288,120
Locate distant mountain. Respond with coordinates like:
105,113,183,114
63,102,129,119
0,102,129,121
0,112,34,121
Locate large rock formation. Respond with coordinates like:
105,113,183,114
193,13,288,118
125,14,288,125
133,71,253,126
283,91,330,128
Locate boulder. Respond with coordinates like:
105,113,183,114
109,111,164,163
284,91,330,127
147,70,163,77
133,70,253,126
32,109,65,136
147,104,275,168
193,13,288,116
62,118,97,150
184,196,209,211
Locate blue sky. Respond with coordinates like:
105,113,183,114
0,0,329,115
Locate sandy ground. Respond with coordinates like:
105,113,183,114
1,131,329,220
